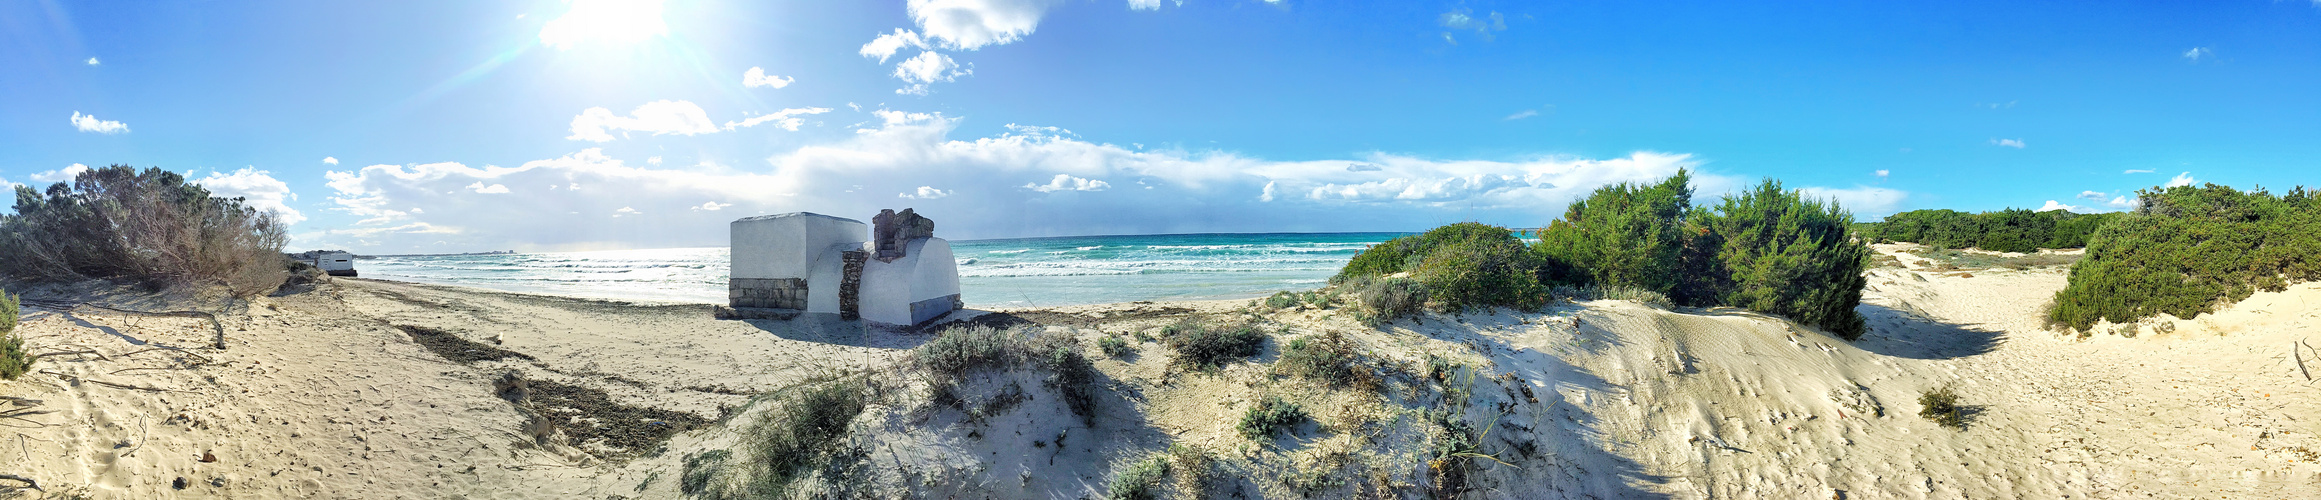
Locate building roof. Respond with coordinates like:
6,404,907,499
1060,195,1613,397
732,212,865,225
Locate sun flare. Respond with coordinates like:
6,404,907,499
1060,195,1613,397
537,0,668,50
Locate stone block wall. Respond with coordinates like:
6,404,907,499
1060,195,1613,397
729,278,808,310
839,249,867,320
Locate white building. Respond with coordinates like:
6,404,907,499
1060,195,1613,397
728,210,961,327
315,251,357,277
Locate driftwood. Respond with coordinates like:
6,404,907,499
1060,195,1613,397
2299,340,2312,382
19,298,228,350
38,370,178,393
0,473,39,491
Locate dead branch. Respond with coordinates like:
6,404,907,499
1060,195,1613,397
59,302,228,350
29,349,105,362
2298,340,2312,381
0,473,40,491
38,370,179,393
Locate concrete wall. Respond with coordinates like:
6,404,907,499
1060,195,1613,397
858,237,962,326
730,213,866,280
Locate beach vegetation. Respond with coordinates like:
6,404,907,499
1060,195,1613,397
1550,284,1673,309
1161,320,1266,369
1237,395,1309,440
1856,208,2123,252
1,291,26,380
0,165,291,296
2047,184,2321,331
1105,452,1172,500
1342,275,1426,326
1918,386,1967,430
913,325,1100,425
740,377,870,497
1334,222,1548,319
1692,179,1872,340
1098,334,1133,357
1531,169,1696,295
1276,331,1375,390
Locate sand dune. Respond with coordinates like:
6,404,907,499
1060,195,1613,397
3,245,2317,498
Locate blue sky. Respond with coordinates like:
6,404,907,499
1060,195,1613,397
3,0,2317,253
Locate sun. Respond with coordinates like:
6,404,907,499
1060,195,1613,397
537,0,669,50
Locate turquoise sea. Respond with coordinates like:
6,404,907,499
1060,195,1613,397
357,233,1405,308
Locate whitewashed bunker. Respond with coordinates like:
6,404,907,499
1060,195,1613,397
727,209,961,326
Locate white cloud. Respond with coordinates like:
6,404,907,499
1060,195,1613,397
2165,171,2197,188
2077,190,2108,202
2122,168,2154,174
1438,8,1507,41
2037,200,2080,213
742,67,794,89
901,186,952,199
323,157,340,165
86,57,99,65
539,0,668,50
691,201,733,211
1989,138,2025,148
859,29,928,63
307,112,1886,253
1128,0,1163,10
1875,169,1889,180
906,0,1061,51
613,206,640,217
567,100,719,142
70,111,129,134
2106,195,2136,210
1024,174,1111,192
466,181,511,194
29,163,91,183
893,51,969,95
196,167,306,225
2183,47,2211,62
1796,186,1909,216
724,107,835,131
1504,110,1538,121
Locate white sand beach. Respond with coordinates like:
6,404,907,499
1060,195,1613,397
3,244,2318,498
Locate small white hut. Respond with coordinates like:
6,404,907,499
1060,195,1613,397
727,209,962,326
315,251,357,277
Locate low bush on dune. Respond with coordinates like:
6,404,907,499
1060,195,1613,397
1,291,27,380
1105,453,1172,500
1692,180,1872,339
1276,331,1376,390
1160,320,1266,368
912,325,1099,425
2048,184,2321,331
0,165,290,296
1236,395,1309,440
1331,170,1872,338
1857,208,2122,252
1331,222,1547,320
1918,386,1967,430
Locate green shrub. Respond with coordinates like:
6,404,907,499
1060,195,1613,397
1693,179,1872,340
1263,291,1299,310
2049,184,2321,331
1098,335,1133,357
1,291,25,380
1341,275,1426,326
1277,331,1370,389
0,165,290,295
748,378,870,494
912,325,1100,424
1856,208,2122,252
1918,386,1966,430
1335,223,1545,319
1162,320,1266,368
1105,453,1172,500
1531,169,1695,292
680,449,731,496
1236,396,1308,440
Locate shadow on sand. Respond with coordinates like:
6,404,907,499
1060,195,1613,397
1850,303,2007,360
